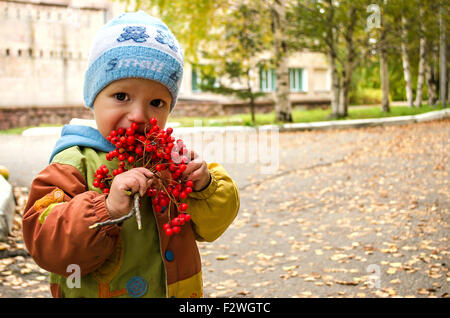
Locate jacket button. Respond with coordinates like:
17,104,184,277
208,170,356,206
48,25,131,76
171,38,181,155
126,276,148,298
165,250,174,262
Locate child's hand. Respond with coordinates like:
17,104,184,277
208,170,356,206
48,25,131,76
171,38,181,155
106,167,154,220
182,151,211,191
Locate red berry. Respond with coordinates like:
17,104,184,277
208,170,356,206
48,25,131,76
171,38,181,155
102,188,109,194
159,198,168,207
127,135,135,145
131,122,139,130
179,203,188,212
165,228,173,236
163,223,170,230
128,156,135,164
172,226,180,234
126,127,135,136
184,214,191,222
180,191,187,199
166,127,173,135
93,179,100,188
150,118,157,126
186,180,194,188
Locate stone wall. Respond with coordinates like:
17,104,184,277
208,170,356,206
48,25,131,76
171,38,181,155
0,98,331,130
0,105,93,130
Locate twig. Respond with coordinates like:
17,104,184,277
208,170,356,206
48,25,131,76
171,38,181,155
89,193,142,230
134,192,142,230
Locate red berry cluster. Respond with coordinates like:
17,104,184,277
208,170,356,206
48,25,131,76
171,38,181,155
93,117,193,236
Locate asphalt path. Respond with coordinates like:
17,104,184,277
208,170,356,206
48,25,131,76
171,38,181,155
0,119,448,298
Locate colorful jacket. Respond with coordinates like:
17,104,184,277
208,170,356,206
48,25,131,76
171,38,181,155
22,125,240,298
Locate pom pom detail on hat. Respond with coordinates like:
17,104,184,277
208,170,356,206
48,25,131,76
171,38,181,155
83,11,183,112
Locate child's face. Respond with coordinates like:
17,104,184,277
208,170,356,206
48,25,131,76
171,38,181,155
93,78,172,138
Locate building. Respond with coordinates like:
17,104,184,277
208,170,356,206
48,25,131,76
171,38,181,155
0,0,331,129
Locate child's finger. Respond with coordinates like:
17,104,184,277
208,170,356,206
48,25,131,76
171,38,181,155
182,159,202,180
133,167,154,179
122,171,149,197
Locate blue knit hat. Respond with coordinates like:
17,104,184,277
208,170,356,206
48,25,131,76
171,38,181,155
84,11,184,111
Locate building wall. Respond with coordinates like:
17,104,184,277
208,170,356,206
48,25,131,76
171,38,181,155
0,0,331,129
0,0,111,108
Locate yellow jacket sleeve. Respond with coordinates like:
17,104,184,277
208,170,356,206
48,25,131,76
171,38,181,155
186,162,240,242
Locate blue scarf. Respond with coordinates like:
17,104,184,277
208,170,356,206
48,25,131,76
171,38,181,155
49,125,115,163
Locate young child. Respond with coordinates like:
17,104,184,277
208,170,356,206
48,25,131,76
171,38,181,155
22,11,240,298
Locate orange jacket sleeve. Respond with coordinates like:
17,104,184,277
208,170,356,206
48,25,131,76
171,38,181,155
22,163,121,277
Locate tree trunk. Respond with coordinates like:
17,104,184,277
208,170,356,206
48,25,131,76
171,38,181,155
414,8,427,107
380,47,390,112
379,5,390,112
325,1,342,119
245,69,256,125
328,51,341,118
249,95,256,125
340,6,357,117
271,0,292,122
425,44,439,105
439,4,447,107
401,14,414,107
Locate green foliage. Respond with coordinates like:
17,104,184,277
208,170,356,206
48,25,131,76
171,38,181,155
113,0,449,111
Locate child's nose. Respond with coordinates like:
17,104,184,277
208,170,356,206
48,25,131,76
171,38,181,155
127,103,147,123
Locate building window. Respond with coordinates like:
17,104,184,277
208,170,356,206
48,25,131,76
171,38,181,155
289,68,306,92
191,65,217,93
259,67,276,92
192,67,201,92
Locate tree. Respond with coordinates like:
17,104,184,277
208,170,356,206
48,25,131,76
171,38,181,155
119,0,228,61
198,1,270,125
378,3,390,112
270,0,293,122
398,3,414,108
292,0,367,118
439,1,447,108
414,4,427,107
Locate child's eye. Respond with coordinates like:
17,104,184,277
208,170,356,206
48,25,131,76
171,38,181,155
114,93,128,101
150,99,165,108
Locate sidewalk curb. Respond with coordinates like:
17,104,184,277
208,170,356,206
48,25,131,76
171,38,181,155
20,109,450,136
173,108,450,134
277,108,450,132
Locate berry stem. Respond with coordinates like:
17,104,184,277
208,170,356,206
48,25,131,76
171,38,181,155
89,193,141,230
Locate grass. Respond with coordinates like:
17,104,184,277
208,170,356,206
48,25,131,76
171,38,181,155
0,104,445,134
0,124,62,135
169,104,445,127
